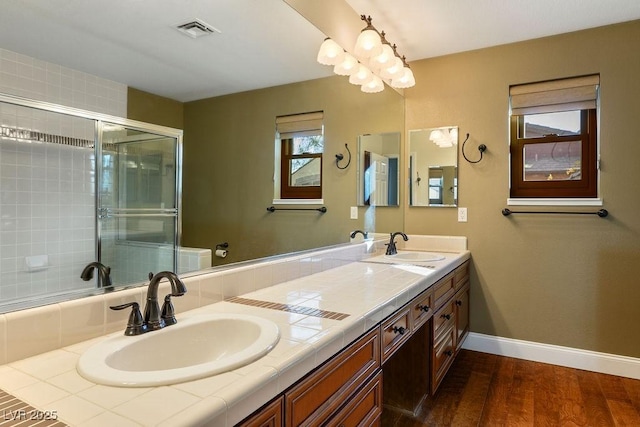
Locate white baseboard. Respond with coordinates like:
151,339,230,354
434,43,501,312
462,332,640,380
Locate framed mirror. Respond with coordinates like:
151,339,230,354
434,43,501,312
357,132,401,207
408,127,458,207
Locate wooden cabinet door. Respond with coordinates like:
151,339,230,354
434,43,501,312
454,283,470,348
238,397,283,427
325,372,382,427
285,329,380,426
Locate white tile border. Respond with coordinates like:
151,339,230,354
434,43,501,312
462,332,640,380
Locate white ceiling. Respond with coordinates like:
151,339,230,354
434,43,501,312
1,0,639,102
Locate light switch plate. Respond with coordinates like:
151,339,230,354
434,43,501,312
350,206,358,219
458,207,468,222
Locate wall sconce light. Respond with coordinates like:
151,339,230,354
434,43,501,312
317,15,415,93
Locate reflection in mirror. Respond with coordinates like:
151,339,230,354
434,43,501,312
357,132,401,207
0,95,183,314
408,127,458,207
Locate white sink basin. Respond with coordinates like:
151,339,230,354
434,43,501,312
77,313,280,387
384,251,446,262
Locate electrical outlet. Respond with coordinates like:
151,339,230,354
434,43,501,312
350,206,358,220
458,207,468,222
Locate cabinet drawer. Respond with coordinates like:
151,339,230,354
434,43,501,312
325,372,382,427
381,308,411,363
433,301,455,339
432,325,455,394
433,272,455,310
411,289,433,330
238,396,283,427
454,261,470,291
285,328,380,427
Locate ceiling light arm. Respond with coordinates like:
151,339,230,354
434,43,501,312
360,15,377,33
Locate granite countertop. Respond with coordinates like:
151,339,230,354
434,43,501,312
0,246,469,427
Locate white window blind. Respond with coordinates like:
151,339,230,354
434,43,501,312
510,74,600,116
275,111,323,139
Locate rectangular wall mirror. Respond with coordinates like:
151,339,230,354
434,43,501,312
408,127,458,207
357,132,401,206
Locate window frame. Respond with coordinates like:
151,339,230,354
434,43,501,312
280,137,323,199
508,75,601,204
274,111,324,203
509,109,598,199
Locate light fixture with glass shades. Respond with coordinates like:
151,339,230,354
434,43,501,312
316,15,415,93
430,127,458,148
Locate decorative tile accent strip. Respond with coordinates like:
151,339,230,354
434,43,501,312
0,388,67,426
226,297,349,321
0,125,93,148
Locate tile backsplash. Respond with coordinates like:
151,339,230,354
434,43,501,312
0,241,385,365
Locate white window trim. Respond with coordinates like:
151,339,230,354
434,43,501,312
272,198,325,205
507,198,603,207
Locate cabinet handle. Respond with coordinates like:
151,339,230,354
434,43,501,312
392,326,406,335
445,350,453,357
441,313,451,320
418,304,430,312
455,300,463,306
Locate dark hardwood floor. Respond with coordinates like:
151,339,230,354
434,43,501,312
382,350,640,426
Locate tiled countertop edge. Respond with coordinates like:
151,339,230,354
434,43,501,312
0,236,469,426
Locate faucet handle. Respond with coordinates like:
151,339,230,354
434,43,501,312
110,302,147,336
161,294,177,326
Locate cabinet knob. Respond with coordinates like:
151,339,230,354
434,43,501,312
445,350,453,357
418,304,430,313
455,300,463,306
441,313,452,320
392,326,406,335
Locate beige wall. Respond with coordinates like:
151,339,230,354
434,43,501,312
182,75,404,264
405,20,640,358
128,87,184,129
128,20,640,359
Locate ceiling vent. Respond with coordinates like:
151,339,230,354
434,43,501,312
175,19,220,39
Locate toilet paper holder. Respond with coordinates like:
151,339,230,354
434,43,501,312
215,242,229,258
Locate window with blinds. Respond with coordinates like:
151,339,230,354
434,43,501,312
509,75,599,199
275,111,324,199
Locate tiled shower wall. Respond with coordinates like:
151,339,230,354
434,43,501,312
0,47,127,302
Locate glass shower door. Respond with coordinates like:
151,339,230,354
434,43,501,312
98,123,179,286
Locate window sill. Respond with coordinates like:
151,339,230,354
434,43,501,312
272,199,324,205
507,198,603,207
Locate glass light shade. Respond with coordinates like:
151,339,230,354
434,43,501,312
354,29,382,58
361,76,384,93
450,128,458,144
317,38,345,66
348,64,374,85
369,43,394,71
379,57,404,80
333,53,358,76
429,130,444,142
391,66,416,88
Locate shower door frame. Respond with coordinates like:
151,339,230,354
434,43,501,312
0,92,184,280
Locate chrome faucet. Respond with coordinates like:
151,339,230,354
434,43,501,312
385,232,409,255
109,271,187,335
80,262,112,288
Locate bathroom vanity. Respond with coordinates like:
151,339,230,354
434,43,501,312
0,236,470,426
239,258,470,426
